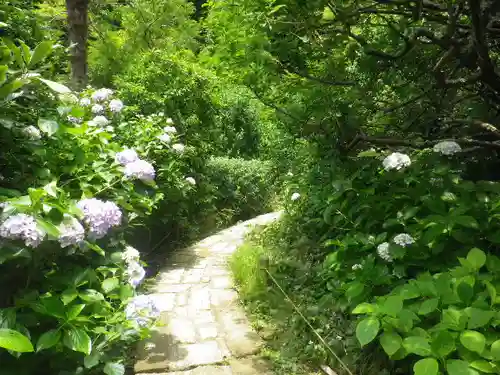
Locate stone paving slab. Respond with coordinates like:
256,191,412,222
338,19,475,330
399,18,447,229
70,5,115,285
135,212,282,374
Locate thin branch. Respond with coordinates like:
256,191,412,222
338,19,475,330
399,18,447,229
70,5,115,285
443,119,500,138
382,89,431,113
283,66,356,86
249,87,302,121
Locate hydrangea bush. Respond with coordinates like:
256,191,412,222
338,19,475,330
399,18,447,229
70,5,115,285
0,39,188,374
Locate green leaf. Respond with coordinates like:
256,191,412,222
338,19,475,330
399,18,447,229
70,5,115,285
103,362,125,375
39,296,66,318
345,282,364,300
490,340,500,360
38,118,59,136
455,216,479,229
443,308,467,331
63,328,91,355
457,282,474,304
66,304,86,320
355,317,380,347
61,289,78,305
29,41,53,67
379,331,402,356
470,360,495,373
403,336,431,356
352,303,376,314
418,298,439,315
36,329,61,351
447,359,479,375
37,78,71,94
0,329,34,352
460,330,486,354
467,248,487,270
84,351,101,368
0,65,7,85
35,218,59,238
467,308,494,329
43,181,58,198
79,289,104,302
381,296,403,317
102,278,119,294
414,358,439,375
431,330,456,358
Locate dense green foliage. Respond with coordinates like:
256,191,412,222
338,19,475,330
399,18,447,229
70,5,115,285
4,0,500,374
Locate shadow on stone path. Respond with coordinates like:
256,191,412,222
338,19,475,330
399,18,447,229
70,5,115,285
135,212,282,375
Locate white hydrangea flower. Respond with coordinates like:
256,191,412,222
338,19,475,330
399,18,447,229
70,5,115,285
58,216,85,248
172,143,185,153
125,295,160,327
115,149,139,166
0,213,45,248
127,261,146,287
109,99,124,113
123,246,140,263
92,88,113,102
185,177,196,185
23,126,42,140
59,93,78,104
88,115,109,127
158,133,171,143
91,104,104,114
287,171,294,177
382,152,411,171
166,118,174,124
393,233,415,247
352,264,363,271
433,141,462,156
291,192,301,201
79,97,91,106
124,159,155,181
377,242,392,262
163,126,177,134
77,198,122,239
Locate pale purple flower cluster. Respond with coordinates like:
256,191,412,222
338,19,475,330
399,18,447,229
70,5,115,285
91,104,104,114
0,213,45,248
92,88,113,102
124,160,155,182
88,116,109,127
77,198,122,239
67,116,82,124
122,245,145,287
172,143,185,153
109,99,124,113
58,216,85,248
115,149,139,166
79,97,91,106
125,295,161,327
23,126,42,140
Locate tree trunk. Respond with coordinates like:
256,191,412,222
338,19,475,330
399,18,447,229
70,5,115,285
65,0,89,89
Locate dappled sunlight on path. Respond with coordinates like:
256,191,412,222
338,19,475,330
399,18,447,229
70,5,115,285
135,212,282,375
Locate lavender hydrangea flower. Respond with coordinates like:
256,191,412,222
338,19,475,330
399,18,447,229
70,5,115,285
67,116,82,124
0,213,45,248
125,295,161,327
77,198,122,239
109,99,124,113
23,126,42,140
91,104,104,114
127,261,146,287
58,216,85,248
92,88,113,102
124,160,155,181
88,116,109,127
172,143,185,153
115,149,139,166
79,97,91,106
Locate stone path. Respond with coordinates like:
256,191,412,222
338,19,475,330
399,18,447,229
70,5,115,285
135,212,282,375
